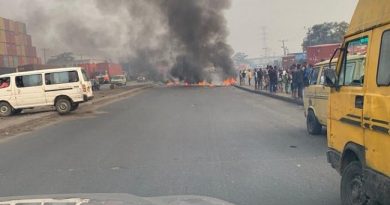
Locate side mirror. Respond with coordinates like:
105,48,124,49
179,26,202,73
324,69,338,87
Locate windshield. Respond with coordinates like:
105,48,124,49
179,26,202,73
0,1,383,205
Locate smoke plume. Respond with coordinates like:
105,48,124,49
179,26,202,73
19,0,235,82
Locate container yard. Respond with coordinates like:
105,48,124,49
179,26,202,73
306,43,340,65
0,16,41,70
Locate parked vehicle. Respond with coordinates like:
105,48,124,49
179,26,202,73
110,75,127,86
304,55,365,135
0,67,93,116
136,76,146,82
323,0,390,204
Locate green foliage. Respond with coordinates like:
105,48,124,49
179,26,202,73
303,22,349,48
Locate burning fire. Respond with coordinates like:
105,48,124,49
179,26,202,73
166,78,236,87
223,78,236,86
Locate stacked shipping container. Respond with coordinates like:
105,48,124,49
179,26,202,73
0,16,41,69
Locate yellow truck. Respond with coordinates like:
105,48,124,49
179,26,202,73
323,0,390,204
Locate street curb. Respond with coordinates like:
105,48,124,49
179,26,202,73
234,85,303,106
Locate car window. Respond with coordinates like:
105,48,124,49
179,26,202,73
320,64,336,85
45,71,79,85
0,77,11,89
15,74,43,88
309,68,320,85
338,37,368,86
377,30,390,86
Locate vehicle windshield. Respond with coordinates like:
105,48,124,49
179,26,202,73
0,1,385,205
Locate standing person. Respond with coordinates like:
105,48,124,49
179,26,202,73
239,70,243,85
247,69,252,86
291,65,298,98
296,64,304,99
282,70,289,94
257,68,263,90
241,70,246,86
269,66,277,93
303,62,312,87
254,68,258,89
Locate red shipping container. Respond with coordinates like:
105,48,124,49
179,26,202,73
6,44,17,56
96,63,124,77
306,43,340,65
18,56,24,66
5,31,15,44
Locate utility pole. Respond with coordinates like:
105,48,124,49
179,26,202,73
261,26,269,58
279,40,288,56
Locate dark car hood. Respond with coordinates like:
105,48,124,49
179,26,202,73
0,193,234,205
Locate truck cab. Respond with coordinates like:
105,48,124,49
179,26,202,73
324,0,390,204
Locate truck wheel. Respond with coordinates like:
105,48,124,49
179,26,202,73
55,98,72,115
307,110,322,135
70,103,79,111
0,102,13,117
341,161,368,205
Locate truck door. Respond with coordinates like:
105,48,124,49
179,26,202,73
363,27,390,184
328,34,370,151
315,65,332,125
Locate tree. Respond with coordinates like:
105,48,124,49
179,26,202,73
302,22,349,49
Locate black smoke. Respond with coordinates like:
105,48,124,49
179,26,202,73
19,0,236,82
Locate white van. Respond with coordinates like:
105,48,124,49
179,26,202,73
0,67,94,116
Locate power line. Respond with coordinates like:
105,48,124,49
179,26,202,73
279,40,288,56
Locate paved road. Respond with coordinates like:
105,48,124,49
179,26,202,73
0,87,340,205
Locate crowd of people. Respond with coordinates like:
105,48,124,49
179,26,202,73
238,62,313,99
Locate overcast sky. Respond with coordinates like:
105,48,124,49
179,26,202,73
0,0,358,59
225,0,358,58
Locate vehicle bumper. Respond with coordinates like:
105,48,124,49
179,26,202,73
83,95,94,102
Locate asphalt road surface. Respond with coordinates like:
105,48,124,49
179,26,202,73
0,87,340,205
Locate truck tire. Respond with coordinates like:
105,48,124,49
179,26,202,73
55,98,72,115
307,110,322,135
341,161,368,205
70,103,79,111
0,102,13,117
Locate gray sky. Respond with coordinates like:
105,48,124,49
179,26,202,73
0,0,358,59
225,0,358,57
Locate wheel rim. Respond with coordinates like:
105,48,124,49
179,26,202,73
59,102,68,111
0,105,9,114
349,175,366,205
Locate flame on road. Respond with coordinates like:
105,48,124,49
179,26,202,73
166,78,236,87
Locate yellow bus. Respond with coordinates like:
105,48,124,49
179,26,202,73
324,0,390,204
